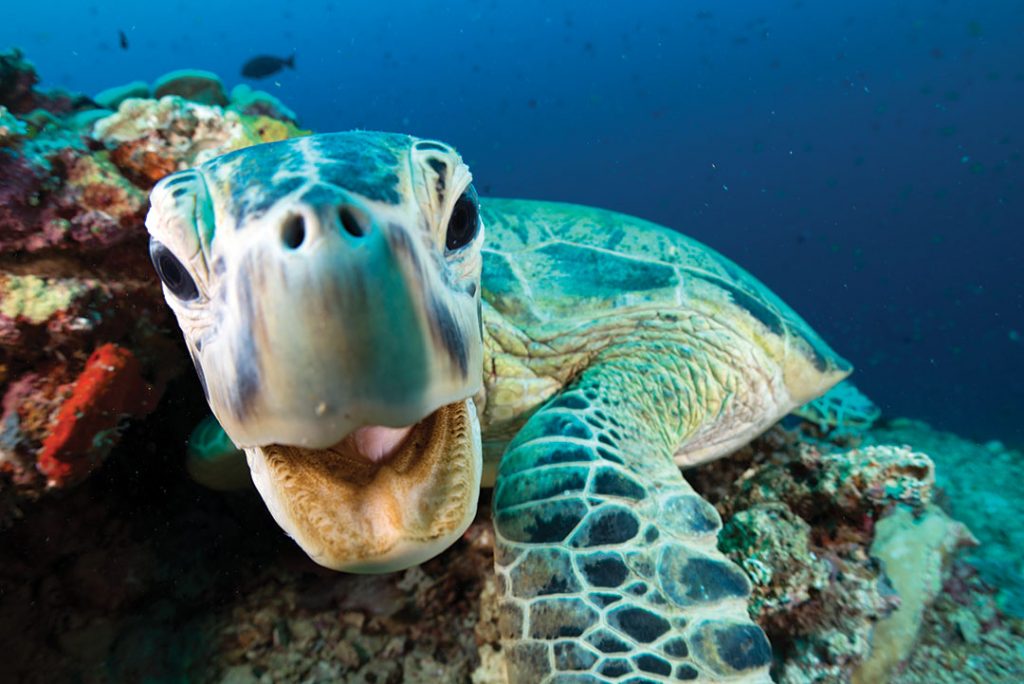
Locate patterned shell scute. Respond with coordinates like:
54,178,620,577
480,201,689,324
480,198,846,374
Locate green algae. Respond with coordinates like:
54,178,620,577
0,274,88,324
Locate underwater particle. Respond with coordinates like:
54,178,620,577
241,54,296,79
37,344,160,487
1009,330,1020,342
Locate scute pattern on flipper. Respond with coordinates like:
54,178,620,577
494,383,773,683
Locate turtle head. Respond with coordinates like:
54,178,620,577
146,132,484,571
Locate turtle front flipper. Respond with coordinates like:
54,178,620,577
185,413,251,491
493,348,773,683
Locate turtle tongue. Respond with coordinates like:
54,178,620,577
344,424,415,464
246,398,482,573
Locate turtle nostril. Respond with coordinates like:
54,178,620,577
338,206,366,238
281,214,306,249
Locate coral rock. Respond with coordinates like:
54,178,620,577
152,69,228,107
37,344,160,487
0,54,305,520
95,96,262,183
229,84,298,123
853,504,977,683
94,81,150,110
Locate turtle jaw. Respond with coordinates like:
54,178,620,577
246,397,482,573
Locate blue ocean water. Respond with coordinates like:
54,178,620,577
2,0,1021,444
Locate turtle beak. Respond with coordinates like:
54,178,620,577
246,397,482,572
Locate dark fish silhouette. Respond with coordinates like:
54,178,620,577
118,30,128,50
241,54,295,79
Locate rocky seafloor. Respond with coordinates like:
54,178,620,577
0,50,1022,683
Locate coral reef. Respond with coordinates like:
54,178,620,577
867,419,1024,618
852,505,976,683
688,422,1020,684
3,412,1020,684
0,51,306,522
791,379,881,439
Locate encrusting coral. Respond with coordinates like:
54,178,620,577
0,49,306,519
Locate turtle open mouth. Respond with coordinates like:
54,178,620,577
246,398,482,572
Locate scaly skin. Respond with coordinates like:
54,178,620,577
494,339,773,682
146,132,853,683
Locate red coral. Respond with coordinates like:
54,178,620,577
37,344,161,487
110,140,179,184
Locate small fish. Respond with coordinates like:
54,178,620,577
119,30,128,50
241,54,295,79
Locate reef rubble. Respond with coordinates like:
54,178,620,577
0,52,1021,683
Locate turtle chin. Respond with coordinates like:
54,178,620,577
246,397,482,573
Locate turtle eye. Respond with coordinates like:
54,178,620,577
445,188,479,252
149,239,199,301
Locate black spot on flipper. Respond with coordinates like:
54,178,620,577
495,499,587,544
500,443,597,476
570,506,640,547
658,545,750,607
588,592,622,608
587,630,632,654
598,659,632,677
496,466,588,509
692,620,772,674
579,552,629,588
633,654,672,676
596,446,625,464
660,637,689,657
592,467,646,500
607,606,671,643
675,663,700,679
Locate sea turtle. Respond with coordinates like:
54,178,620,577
145,131,851,683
